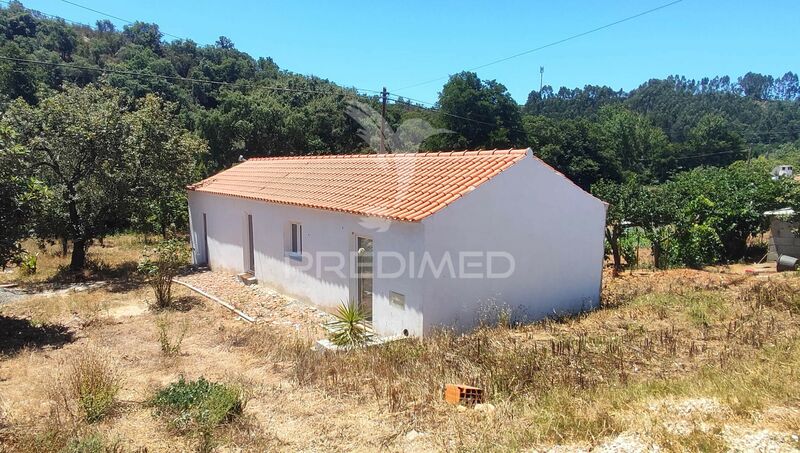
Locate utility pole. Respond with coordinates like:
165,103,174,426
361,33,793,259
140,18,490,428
539,66,544,91
380,87,388,153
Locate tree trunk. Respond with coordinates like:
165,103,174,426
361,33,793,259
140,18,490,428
607,227,622,276
60,237,69,256
160,200,169,239
70,238,86,270
66,183,87,271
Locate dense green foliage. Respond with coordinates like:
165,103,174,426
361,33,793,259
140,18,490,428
593,160,795,269
0,1,367,171
1,84,204,269
523,74,800,188
0,124,39,266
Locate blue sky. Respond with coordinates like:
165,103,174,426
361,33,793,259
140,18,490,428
19,0,800,103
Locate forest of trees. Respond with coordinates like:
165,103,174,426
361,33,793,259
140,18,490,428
1,1,800,271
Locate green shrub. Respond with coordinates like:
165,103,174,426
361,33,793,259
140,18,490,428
619,230,640,269
674,223,723,268
138,239,189,310
13,250,38,275
151,376,244,434
155,314,187,357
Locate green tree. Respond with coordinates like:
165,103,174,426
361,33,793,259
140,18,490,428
526,115,616,189
596,105,672,181
3,85,129,270
666,160,790,263
126,94,207,237
0,125,41,266
122,22,162,55
591,178,648,273
684,113,746,168
3,85,204,269
633,184,677,269
437,72,525,149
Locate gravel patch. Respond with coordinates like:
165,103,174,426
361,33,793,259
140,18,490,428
723,426,799,452
0,288,25,304
536,433,660,453
0,281,109,305
647,397,725,436
176,270,334,337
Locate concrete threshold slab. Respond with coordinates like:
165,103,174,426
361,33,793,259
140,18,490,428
313,334,407,352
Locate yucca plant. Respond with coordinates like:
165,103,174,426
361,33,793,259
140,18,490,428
328,302,373,349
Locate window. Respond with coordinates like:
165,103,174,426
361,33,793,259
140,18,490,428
290,223,302,254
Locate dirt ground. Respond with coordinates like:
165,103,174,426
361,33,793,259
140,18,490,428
0,282,400,451
1,238,799,451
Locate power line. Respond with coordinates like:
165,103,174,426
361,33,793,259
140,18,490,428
50,2,387,99
58,0,185,41
390,93,509,128
0,55,382,98
0,2,385,98
393,0,684,92
2,50,511,139
0,0,90,27
387,93,533,141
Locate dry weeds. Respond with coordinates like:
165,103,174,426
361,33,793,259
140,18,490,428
50,347,124,423
2,237,800,451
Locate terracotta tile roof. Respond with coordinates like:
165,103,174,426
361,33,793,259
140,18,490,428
188,149,530,222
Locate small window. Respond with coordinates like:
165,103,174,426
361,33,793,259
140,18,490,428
290,223,302,254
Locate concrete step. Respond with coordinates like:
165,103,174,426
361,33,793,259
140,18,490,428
237,272,258,285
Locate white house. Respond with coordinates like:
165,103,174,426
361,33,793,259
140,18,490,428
186,148,607,337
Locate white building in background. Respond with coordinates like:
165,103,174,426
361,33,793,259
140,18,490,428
771,164,794,180
186,148,607,337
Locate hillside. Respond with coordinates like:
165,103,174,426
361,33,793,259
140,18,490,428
1,0,799,178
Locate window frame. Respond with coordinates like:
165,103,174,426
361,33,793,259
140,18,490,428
288,222,303,257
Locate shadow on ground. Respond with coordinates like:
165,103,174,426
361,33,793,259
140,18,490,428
147,295,204,313
50,260,141,286
170,295,204,312
0,315,75,357
11,260,146,295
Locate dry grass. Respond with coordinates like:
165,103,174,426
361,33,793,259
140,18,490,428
0,235,146,286
50,348,124,424
215,269,800,450
2,235,800,451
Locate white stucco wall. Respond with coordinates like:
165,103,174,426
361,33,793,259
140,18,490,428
419,154,607,333
187,150,607,337
187,191,426,336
